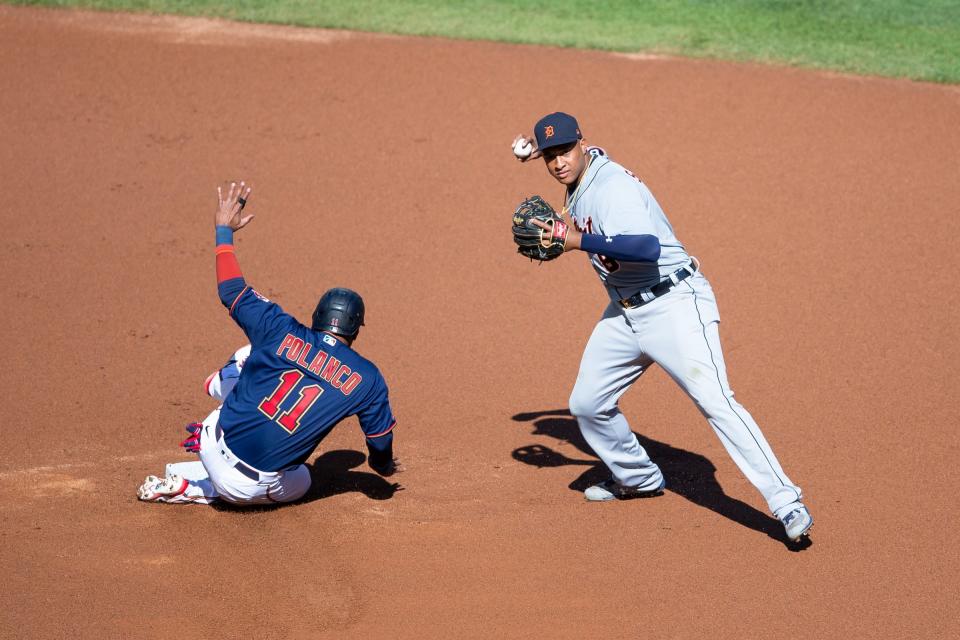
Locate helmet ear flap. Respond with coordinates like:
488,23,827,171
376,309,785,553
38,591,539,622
312,288,365,337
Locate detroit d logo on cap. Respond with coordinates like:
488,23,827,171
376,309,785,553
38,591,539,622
544,125,555,138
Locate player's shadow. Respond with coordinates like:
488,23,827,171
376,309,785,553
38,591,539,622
305,449,402,502
211,449,401,512
511,409,811,551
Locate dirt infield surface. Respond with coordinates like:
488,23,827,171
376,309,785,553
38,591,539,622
1,6,959,639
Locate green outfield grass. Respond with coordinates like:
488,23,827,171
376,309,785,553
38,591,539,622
9,0,960,83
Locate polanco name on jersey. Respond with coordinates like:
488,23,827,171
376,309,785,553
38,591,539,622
275,333,362,395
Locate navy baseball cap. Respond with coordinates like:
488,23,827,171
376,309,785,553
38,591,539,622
534,112,582,152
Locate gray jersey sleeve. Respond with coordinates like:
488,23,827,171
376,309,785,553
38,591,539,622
571,158,690,297
593,172,660,237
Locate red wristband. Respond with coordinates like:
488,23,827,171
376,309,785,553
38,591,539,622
553,220,569,247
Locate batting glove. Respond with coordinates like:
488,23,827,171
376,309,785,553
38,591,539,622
180,422,203,454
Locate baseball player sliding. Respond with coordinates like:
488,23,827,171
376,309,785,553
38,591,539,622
137,181,397,505
511,113,813,542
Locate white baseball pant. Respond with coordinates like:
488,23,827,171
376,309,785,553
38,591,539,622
174,408,312,505
569,272,804,519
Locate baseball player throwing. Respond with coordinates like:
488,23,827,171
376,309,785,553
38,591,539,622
137,181,397,505
511,113,812,542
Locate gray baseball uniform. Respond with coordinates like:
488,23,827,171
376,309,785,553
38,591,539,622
565,148,803,519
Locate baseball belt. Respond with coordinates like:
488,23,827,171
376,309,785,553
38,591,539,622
214,423,266,482
618,259,699,310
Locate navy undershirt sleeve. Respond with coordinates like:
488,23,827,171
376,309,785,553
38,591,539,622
367,434,394,473
367,432,394,456
579,233,661,262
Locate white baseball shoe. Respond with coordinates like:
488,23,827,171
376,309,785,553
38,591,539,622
137,474,189,503
780,504,814,541
584,477,666,501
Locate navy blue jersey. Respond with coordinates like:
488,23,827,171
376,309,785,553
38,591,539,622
216,278,396,471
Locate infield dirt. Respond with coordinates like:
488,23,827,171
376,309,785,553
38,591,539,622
1,6,959,639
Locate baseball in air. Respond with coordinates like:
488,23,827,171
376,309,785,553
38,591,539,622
513,140,533,159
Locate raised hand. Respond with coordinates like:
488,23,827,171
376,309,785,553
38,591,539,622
215,181,254,231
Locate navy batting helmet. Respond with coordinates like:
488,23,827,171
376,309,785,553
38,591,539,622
312,287,365,337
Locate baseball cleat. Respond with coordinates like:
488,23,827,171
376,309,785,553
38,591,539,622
137,474,189,502
781,505,814,541
584,478,666,502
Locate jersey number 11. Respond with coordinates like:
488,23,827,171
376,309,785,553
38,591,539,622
258,370,323,434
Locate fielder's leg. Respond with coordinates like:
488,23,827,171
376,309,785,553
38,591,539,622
569,303,664,491
642,275,804,518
